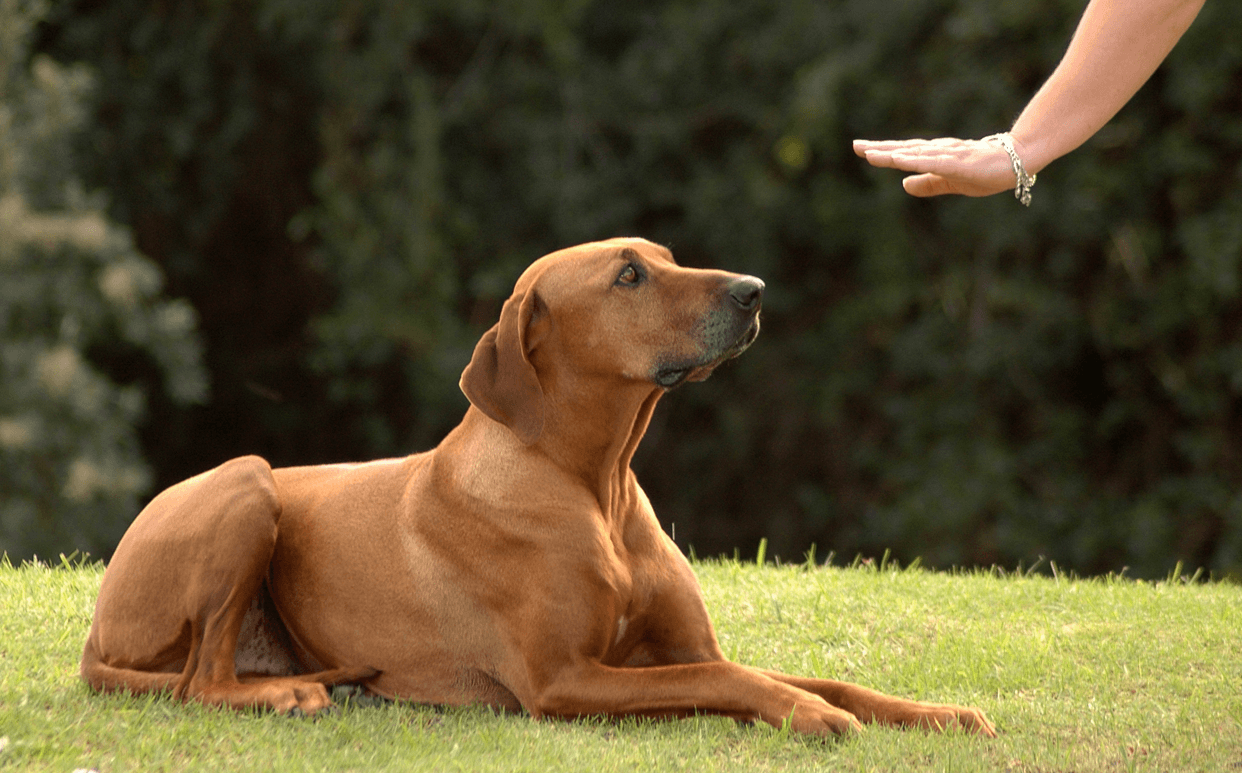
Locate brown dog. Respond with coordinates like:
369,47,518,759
81,237,995,738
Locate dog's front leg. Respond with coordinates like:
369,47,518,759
757,670,997,736
525,660,863,737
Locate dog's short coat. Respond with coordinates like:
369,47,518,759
81,237,995,738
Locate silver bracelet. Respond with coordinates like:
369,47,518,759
983,133,1036,207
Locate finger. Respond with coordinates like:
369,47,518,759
886,151,956,174
865,149,958,175
924,137,973,149
903,171,1011,199
853,138,931,157
854,137,971,156
901,173,953,198
859,150,900,169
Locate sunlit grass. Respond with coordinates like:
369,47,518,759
2,552,1240,771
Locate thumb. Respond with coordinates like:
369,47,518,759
901,173,951,198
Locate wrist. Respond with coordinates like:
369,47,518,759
1007,127,1054,176
983,133,1037,207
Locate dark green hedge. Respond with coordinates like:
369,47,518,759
38,0,1242,577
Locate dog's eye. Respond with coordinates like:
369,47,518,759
616,263,642,287
613,264,640,285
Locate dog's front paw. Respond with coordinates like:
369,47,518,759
914,703,997,737
785,699,864,738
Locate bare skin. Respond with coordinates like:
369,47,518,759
852,0,1206,198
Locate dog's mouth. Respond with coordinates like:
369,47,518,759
654,315,761,389
653,366,696,389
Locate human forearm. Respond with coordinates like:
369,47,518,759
1011,0,1206,173
852,0,1207,199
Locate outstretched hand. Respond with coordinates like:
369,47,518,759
852,137,1023,198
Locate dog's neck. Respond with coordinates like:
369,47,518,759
535,383,663,521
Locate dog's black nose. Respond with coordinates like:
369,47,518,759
728,277,765,311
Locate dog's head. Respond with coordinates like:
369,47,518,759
460,237,763,445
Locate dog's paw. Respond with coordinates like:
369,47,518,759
785,699,864,738
915,703,998,737
259,680,335,716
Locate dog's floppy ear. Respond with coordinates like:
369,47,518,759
459,288,545,445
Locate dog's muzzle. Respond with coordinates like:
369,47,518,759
654,276,764,388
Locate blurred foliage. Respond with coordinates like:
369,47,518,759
29,0,1242,577
0,0,206,560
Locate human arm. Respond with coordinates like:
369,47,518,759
852,0,1206,199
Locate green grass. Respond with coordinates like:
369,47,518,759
2,554,1240,772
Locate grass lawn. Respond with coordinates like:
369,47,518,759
2,553,1240,772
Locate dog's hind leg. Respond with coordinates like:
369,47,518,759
80,455,371,714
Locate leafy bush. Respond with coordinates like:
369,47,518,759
37,0,1242,576
0,0,207,561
